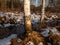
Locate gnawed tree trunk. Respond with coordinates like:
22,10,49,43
40,0,46,28
24,0,32,35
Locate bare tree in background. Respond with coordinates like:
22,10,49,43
11,0,14,10
55,0,60,7
40,0,46,28
1,0,6,10
0,0,1,8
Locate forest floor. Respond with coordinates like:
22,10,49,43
0,11,60,45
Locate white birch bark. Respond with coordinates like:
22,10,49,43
24,0,32,33
40,0,46,28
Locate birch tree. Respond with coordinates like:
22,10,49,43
24,0,32,34
40,0,46,28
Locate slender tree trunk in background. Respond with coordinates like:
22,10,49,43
55,0,60,7
0,0,1,9
24,0,32,35
16,0,20,6
48,0,55,7
1,0,6,10
40,0,46,28
11,0,14,11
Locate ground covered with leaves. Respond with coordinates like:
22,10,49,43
0,12,60,45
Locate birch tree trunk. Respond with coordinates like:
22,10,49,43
0,0,1,8
40,0,46,28
24,0,32,34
